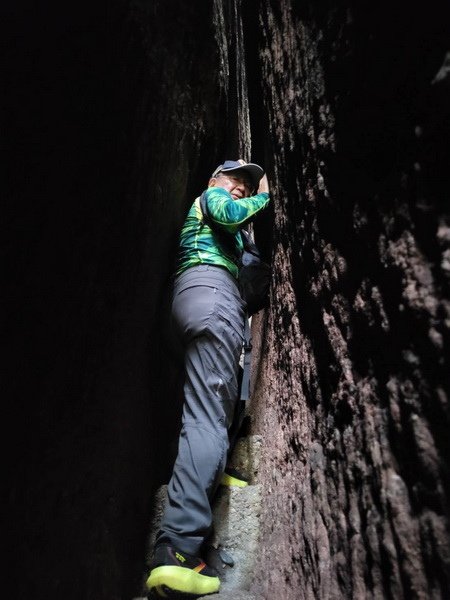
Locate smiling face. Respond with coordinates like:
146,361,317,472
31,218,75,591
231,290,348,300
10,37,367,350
208,171,253,199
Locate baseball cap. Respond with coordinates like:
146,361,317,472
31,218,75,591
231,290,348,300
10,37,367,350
211,160,264,191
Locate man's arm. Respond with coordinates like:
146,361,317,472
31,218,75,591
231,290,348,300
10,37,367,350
205,160,270,233
205,187,270,234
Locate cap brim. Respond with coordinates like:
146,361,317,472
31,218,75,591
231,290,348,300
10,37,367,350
220,163,264,190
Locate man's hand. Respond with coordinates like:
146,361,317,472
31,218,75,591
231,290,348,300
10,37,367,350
237,158,269,194
258,173,269,194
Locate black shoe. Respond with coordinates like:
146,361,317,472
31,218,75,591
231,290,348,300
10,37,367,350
146,544,220,598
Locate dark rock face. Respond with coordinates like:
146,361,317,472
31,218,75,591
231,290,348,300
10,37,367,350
248,2,450,599
4,2,224,599
3,1,449,599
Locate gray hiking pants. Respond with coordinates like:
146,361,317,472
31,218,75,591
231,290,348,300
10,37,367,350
156,265,246,555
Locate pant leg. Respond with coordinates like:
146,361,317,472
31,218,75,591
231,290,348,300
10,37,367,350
156,266,245,555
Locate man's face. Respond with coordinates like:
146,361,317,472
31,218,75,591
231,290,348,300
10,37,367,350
209,172,253,199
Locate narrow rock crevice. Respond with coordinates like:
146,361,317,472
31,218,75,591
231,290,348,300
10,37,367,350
4,1,449,599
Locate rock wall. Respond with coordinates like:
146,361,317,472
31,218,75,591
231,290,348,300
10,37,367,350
246,2,450,599
3,1,449,599
4,2,226,599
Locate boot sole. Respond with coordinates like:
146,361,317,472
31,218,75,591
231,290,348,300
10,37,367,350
220,472,248,487
146,565,220,597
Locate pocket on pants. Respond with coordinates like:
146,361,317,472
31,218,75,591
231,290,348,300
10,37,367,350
209,292,244,385
171,284,218,342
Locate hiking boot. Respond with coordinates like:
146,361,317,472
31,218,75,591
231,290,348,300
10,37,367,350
146,544,220,598
220,466,249,487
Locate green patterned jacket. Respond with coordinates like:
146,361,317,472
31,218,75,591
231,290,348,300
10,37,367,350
175,186,270,279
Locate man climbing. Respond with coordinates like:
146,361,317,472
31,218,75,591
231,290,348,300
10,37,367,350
146,159,270,598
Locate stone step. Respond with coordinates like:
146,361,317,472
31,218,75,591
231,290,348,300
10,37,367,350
227,434,263,485
207,483,261,593
135,593,258,600
134,593,259,600
198,592,259,599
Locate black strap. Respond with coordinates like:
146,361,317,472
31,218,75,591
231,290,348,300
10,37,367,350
227,316,252,454
240,317,252,402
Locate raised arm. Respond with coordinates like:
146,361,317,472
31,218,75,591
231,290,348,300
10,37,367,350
204,187,270,234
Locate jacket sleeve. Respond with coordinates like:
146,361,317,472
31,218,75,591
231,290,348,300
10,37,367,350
204,186,270,234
